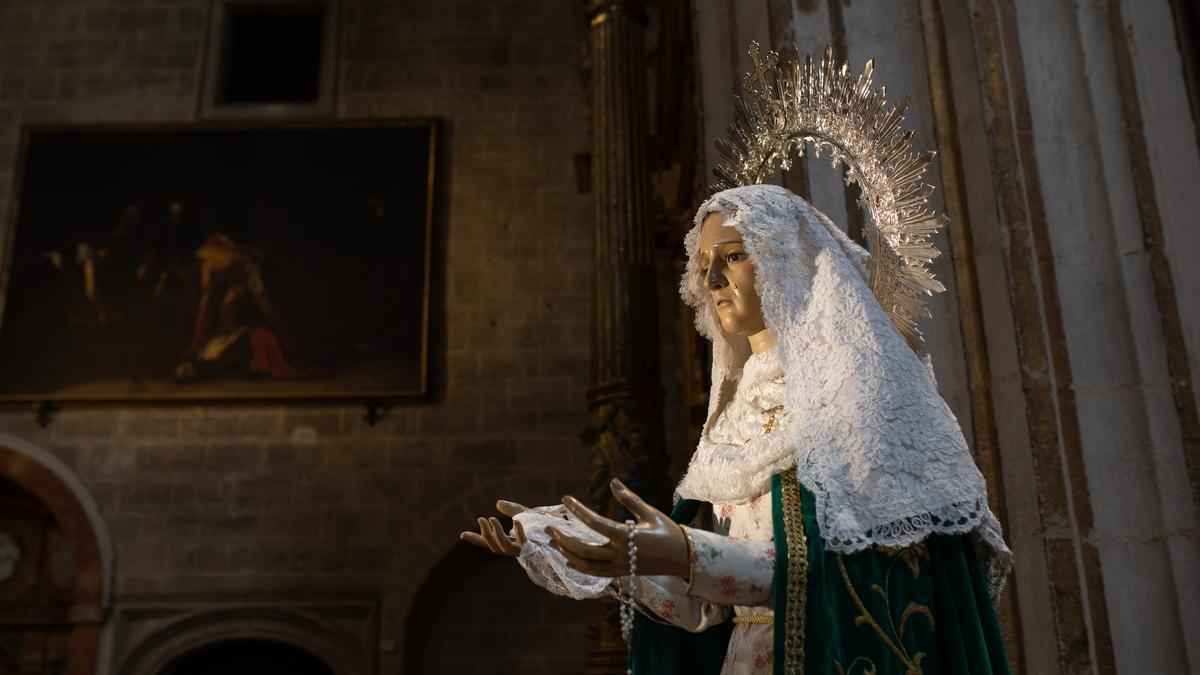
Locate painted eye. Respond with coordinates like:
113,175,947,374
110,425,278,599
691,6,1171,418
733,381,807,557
726,251,746,263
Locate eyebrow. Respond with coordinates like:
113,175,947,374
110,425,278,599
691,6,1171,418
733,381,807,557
698,240,746,265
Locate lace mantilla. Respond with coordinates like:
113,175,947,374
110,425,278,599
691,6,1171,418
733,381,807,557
676,347,798,503
678,185,1012,601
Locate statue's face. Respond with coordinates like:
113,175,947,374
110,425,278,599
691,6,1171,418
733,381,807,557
697,212,766,337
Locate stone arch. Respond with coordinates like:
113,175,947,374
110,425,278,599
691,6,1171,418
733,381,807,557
0,432,114,675
411,472,553,569
402,472,550,604
116,607,369,675
401,475,590,673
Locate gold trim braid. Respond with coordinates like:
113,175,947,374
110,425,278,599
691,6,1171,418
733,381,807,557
781,470,808,673
681,525,698,593
733,614,775,625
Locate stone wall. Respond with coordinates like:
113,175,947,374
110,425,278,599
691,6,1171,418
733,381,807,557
0,1,596,672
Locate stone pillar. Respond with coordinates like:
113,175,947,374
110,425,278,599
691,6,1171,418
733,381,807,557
583,1,664,672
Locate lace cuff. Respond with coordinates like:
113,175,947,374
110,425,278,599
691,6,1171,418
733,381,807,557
686,528,775,607
512,506,731,631
513,506,613,600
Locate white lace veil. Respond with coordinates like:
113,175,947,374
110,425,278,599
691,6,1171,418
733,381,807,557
676,184,1011,597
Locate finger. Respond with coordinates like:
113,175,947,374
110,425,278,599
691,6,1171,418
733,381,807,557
547,527,617,562
476,517,497,551
561,495,622,538
484,517,511,554
610,478,653,521
548,524,617,558
496,500,529,517
513,520,527,547
488,517,520,555
553,540,618,576
460,531,489,548
478,517,506,553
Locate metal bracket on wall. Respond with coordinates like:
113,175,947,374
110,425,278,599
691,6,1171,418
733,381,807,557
34,401,60,429
362,397,389,427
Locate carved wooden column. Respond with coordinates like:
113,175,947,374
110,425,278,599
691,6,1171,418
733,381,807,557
583,1,665,672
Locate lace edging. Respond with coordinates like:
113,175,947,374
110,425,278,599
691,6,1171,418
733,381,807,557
806,480,1013,605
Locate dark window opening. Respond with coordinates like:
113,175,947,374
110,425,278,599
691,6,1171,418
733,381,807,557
218,3,325,104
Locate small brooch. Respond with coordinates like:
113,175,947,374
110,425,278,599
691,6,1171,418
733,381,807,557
762,405,784,434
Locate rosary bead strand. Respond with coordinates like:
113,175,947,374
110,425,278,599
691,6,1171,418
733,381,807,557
620,519,637,675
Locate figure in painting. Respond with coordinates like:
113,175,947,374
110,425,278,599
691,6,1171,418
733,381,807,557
175,233,302,381
71,204,139,326
136,199,205,374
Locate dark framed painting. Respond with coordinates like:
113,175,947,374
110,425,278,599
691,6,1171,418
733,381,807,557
0,121,435,402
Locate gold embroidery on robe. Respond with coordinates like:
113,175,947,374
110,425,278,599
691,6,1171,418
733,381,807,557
833,542,934,675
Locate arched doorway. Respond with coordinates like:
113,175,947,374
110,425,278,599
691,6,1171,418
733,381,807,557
0,435,113,675
0,477,77,673
158,638,333,675
403,540,590,674
114,605,372,675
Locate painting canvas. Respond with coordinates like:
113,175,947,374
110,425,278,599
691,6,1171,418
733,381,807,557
0,122,435,401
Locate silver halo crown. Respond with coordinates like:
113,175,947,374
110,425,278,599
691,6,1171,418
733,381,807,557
710,42,947,348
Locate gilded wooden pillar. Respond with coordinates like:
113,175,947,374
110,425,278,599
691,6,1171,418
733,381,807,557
583,1,665,673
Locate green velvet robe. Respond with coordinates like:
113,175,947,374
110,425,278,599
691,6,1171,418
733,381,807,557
632,473,1010,675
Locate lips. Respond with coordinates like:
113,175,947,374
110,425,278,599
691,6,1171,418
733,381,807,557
716,298,732,307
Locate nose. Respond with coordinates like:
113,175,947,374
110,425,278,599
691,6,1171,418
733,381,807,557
704,262,726,290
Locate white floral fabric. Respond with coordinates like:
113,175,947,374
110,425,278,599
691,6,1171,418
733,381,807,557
686,348,785,674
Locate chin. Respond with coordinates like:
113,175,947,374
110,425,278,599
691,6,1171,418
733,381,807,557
721,319,750,334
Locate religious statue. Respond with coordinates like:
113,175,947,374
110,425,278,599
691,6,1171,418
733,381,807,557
462,44,1012,675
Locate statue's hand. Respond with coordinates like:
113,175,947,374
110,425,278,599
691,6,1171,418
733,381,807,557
460,500,529,557
548,479,689,579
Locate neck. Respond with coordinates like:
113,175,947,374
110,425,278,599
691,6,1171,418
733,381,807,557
748,328,776,354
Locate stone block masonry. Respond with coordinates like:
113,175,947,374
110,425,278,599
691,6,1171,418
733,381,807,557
0,0,597,671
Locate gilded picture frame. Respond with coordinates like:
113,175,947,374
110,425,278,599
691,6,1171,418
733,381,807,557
0,120,436,402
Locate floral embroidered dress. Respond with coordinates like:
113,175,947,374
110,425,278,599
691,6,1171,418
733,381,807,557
628,347,787,675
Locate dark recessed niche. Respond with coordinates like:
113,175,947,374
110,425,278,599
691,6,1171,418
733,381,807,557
218,3,325,104
160,639,334,675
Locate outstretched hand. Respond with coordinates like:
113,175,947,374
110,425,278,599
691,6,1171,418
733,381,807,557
460,500,529,557
547,478,689,579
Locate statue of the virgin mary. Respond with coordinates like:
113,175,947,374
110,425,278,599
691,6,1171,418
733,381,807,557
463,45,1013,675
